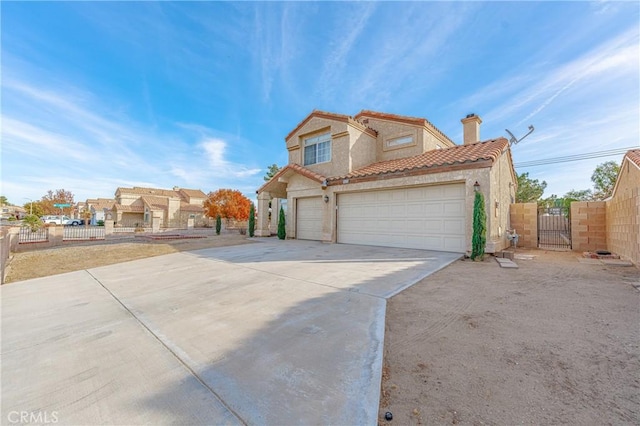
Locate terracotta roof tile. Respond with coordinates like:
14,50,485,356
354,110,455,146
178,188,207,198
141,196,169,210
258,163,326,194
112,204,144,213
626,149,640,168
329,138,509,181
180,202,204,212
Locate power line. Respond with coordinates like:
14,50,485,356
514,146,636,168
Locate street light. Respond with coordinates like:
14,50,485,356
23,198,33,215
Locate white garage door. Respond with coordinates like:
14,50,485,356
337,184,465,252
296,197,323,241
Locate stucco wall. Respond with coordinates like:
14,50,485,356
488,151,517,252
571,201,607,252
509,203,538,248
606,161,639,265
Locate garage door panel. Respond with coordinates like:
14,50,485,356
296,197,323,241
338,184,465,252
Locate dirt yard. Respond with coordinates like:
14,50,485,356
379,249,640,425
4,233,253,283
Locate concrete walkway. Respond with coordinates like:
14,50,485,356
1,240,460,425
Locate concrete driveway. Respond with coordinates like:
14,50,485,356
1,240,460,425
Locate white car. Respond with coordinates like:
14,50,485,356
41,215,81,226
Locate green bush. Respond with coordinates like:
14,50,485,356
23,214,42,232
248,203,255,237
97,220,104,226
215,214,221,235
471,191,487,261
277,206,286,240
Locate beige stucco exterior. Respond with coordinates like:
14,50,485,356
259,110,517,254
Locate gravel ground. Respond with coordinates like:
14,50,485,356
379,249,640,425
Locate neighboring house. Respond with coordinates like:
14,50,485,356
111,186,207,228
257,110,517,254
85,198,116,225
606,149,639,265
1,205,26,220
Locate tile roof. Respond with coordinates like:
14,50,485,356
328,138,510,181
116,186,180,198
180,202,204,212
112,204,144,213
258,163,327,194
178,188,207,198
141,196,169,210
285,110,377,141
625,149,640,168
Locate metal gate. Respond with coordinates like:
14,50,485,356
538,206,571,249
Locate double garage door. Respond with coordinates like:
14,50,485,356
337,184,466,252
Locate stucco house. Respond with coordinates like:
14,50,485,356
257,110,517,254
606,149,639,265
112,186,207,228
85,198,116,225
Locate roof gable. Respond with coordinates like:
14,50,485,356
354,110,455,146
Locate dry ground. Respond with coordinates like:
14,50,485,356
5,240,639,425
4,233,253,283
379,249,640,425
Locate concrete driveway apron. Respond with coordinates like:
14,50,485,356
1,240,460,425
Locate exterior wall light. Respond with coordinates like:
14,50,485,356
473,181,480,192
323,195,329,203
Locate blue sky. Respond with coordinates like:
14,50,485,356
2,1,638,205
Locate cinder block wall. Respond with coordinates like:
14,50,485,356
606,186,639,265
570,201,606,252
509,203,538,248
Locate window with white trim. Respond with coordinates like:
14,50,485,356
303,132,331,165
386,135,413,148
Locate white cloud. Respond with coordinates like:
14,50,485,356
200,138,262,178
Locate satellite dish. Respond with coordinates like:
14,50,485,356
505,125,535,146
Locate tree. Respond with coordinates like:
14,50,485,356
516,173,547,203
591,161,619,200
264,164,281,182
0,196,9,206
25,201,45,218
215,214,221,235
248,203,255,237
563,189,593,202
203,189,252,221
40,189,75,215
277,206,286,240
471,191,486,261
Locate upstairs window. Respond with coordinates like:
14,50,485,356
304,132,331,165
387,135,413,148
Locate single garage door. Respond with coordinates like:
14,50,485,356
296,197,323,241
337,184,465,252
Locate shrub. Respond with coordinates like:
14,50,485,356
97,220,105,226
215,214,221,235
277,206,286,240
471,191,487,261
248,203,255,237
23,214,42,232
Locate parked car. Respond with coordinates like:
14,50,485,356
41,215,81,226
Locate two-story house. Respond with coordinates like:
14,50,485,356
257,110,517,255
112,186,207,228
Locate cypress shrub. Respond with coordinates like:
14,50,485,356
215,214,221,235
248,204,255,237
277,206,286,240
471,191,487,260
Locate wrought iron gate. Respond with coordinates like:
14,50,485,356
538,206,571,249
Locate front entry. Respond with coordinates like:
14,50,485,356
537,206,571,249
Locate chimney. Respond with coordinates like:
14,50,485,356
461,113,482,145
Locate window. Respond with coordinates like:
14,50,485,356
304,132,331,165
386,135,413,148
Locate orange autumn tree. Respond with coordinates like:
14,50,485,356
203,189,251,223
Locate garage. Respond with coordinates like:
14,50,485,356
296,197,323,240
337,183,466,252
